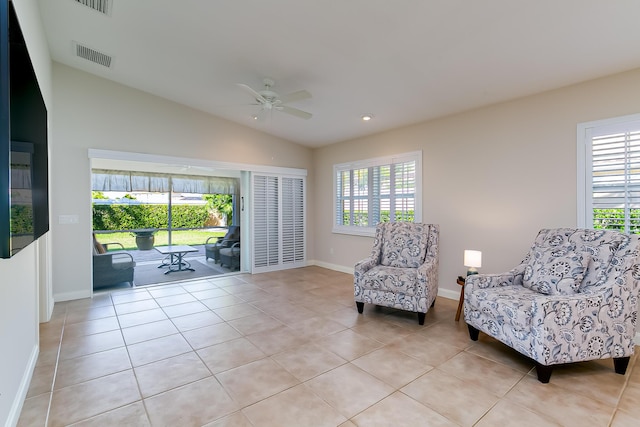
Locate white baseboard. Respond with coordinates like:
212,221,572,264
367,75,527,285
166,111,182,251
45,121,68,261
6,344,39,427
437,287,459,301
54,289,91,302
307,260,354,274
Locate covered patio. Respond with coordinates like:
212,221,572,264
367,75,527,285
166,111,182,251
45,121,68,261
99,244,237,291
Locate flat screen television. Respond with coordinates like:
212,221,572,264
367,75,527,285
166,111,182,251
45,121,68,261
0,0,49,258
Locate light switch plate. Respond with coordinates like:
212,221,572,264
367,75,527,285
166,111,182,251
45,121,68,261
58,215,79,224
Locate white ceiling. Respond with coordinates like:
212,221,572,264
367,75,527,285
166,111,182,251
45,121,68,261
37,0,640,147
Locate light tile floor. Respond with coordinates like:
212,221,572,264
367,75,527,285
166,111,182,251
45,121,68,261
18,266,640,426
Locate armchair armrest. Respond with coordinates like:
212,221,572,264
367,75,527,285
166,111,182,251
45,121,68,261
221,238,240,248
205,236,223,245
418,255,437,270
94,250,134,263
465,263,527,291
528,287,637,363
102,242,125,251
230,242,241,255
354,256,378,276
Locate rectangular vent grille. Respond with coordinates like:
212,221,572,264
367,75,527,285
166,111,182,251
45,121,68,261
75,43,112,68
74,0,111,16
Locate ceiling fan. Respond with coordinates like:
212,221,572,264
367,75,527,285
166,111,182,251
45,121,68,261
237,78,312,120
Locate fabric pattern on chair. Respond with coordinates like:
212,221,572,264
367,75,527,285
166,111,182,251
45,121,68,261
522,245,590,295
464,228,640,383
354,222,439,324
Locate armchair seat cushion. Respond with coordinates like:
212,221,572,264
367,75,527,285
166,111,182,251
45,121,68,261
466,285,539,331
356,265,420,296
111,254,136,270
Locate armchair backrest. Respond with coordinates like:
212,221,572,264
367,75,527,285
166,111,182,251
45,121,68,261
224,225,240,242
92,233,106,254
372,222,437,268
527,228,639,292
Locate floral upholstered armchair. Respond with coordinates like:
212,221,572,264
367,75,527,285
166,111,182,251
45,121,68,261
464,228,640,383
354,222,439,325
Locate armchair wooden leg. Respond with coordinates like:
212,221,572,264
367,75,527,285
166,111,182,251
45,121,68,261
468,325,479,341
356,301,364,314
534,362,553,383
614,357,630,375
418,312,425,325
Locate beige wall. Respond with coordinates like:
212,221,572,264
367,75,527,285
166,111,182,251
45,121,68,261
50,63,314,300
312,68,640,296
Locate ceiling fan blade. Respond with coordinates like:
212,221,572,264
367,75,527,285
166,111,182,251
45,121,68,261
237,83,266,104
279,105,312,120
278,89,312,104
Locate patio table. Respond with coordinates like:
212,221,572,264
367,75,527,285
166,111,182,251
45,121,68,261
155,245,198,274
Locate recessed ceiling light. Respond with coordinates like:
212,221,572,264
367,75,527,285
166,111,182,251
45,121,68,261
361,114,373,121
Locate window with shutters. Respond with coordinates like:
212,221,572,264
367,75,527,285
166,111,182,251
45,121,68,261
577,114,640,234
333,151,422,236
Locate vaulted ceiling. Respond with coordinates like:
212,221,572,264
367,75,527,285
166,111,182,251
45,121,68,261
37,0,640,147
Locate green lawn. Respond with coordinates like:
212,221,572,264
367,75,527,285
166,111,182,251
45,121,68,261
95,229,226,251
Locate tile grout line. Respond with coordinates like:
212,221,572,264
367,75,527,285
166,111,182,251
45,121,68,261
43,309,67,427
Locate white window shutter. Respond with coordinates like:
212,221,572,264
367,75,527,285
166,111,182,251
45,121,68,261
591,130,640,233
252,174,305,272
282,177,305,265
252,175,279,269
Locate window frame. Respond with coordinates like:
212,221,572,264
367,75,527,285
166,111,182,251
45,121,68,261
577,113,640,232
333,150,422,237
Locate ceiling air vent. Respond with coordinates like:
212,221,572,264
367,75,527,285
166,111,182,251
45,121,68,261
73,42,113,68
73,0,111,16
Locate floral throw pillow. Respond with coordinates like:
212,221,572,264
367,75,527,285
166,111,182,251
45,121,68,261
522,246,590,295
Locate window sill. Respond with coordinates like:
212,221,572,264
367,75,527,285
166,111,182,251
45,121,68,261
332,226,376,237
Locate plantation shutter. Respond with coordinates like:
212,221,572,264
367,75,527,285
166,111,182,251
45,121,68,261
282,177,305,265
393,160,416,222
590,126,640,233
252,173,306,272
253,175,279,269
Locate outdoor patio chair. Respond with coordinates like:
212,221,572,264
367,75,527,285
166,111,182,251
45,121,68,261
92,233,136,289
205,225,240,263
219,242,240,271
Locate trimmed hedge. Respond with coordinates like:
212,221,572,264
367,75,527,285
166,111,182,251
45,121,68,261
593,208,640,234
93,204,210,230
342,210,415,226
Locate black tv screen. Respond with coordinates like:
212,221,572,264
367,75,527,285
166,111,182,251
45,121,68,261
0,1,49,258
